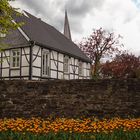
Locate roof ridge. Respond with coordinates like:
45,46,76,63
13,11,91,62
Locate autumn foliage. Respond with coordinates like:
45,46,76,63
79,28,123,78
101,53,140,78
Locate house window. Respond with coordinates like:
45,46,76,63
42,50,50,76
79,61,83,76
64,56,69,73
11,49,20,68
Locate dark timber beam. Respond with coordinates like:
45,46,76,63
29,41,35,80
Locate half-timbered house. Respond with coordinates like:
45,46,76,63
0,11,91,80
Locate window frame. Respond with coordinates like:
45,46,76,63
79,61,83,76
63,56,69,73
42,50,50,77
10,49,21,69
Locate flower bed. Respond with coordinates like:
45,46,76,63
0,117,140,140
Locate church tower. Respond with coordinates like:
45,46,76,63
64,10,72,40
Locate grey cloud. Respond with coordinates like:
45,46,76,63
15,0,105,36
17,0,55,20
124,14,138,24
65,0,104,16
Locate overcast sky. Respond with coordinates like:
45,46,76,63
11,0,140,55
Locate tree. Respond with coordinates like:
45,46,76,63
0,0,17,34
79,28,123,78
0,0,23,51
100,53,140,78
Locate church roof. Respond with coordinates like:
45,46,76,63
13,11,91,63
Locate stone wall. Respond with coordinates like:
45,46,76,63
0,79,140,118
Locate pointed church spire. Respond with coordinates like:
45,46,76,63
64,10,72,40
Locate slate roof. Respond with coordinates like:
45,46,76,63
13,11,91,63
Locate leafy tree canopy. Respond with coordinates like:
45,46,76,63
0,0,22,50
79,28,123,78
100,52,140,78
0,0,18,35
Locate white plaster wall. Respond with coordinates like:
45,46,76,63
32,46,44,77
32,45,41,67
2,69,9,77
2,57,9,68
64,74,69,80
1,48,30,78
33,45,41,56
1,44,91,79
75,67,78,75
84,62,87,69
33,57,41,67
79,77,83,79
5,51,10,56
33,67,40,77
32,77,40,80
87,63,91,69
86,69,90,77
51,51,57,60
69,58,74,75
22,55,29,67
75,59,79,75
75,59,78,66
21,47,30,76
1,50,10,68
11,70,20,76
71,58,74,65
83,62,87,77
70,74,74,79
87,63,91,78
58,72,63,79
75,75,78,79
22,67,29,76
51,70,57,78
23,47,30,55
82,62,91,79
51,60,57,70
58,62,63,71
58,53,63,62
70,65,73,74
23,77,29,80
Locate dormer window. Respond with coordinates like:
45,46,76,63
11,49,20,68
64,56,69,73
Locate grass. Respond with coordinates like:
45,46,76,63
0,130,140,140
